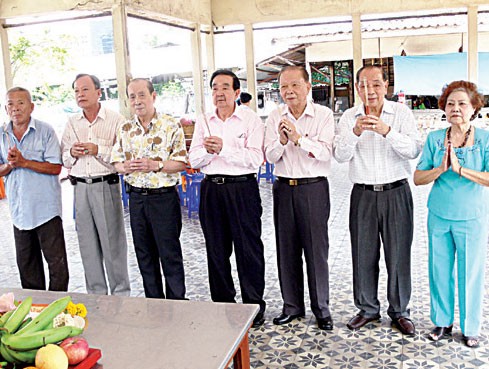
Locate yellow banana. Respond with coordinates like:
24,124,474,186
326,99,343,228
2,326,80,351
16,295,71,335
2,297,32,334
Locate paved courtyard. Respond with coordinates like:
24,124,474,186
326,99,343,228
1,161,489,368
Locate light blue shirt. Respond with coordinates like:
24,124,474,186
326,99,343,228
416,127,489,220
0,118,62,230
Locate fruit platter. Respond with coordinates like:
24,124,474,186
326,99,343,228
0,293,101,369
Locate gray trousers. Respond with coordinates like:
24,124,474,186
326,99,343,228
74,179,130,295
273,179,331,319
349,182,413,319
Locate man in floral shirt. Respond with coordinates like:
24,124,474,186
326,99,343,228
111,78,187,299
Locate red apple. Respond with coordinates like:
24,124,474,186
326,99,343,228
59,336,90,365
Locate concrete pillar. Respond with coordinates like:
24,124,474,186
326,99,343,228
205,29,216,76
467,5,478,83
244,23,257,112
111,2,131,118
0,20,13,98
352,13,363,106
191,23,205,115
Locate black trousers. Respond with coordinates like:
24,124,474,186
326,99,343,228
349,182,413,319
13,216,69,291
129,188,186,299
273,179,331,319
199,178,266,313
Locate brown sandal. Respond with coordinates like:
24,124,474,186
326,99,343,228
429,325,453,341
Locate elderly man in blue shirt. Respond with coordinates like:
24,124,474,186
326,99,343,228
0,87,69,291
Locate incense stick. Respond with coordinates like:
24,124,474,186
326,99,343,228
3,124,11,149
363,77,370,115
70,122,81,142
202,113,211,137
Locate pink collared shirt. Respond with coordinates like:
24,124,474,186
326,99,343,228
264,101,334,178
188,105,264,175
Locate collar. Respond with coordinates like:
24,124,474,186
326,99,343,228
75,105,106,122
133,111,159,129
282,100,315,120
6,117,36,133
210,104,242,122
354,100,394,118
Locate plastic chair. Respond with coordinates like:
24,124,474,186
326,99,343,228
0,177,5,199
177,171,187,206
177,184,186,206
257,161,275,183
185,172,204,218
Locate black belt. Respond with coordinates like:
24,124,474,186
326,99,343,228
205,174,256,184
126,184,176,195
69,173,119,185
354,179,408,192
276,176,326,186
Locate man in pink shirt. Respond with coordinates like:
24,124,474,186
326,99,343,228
265,66,335,330
189,70,266,328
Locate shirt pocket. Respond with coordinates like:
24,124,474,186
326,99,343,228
94,137,113,148
23,149,44,162
231,132,247,149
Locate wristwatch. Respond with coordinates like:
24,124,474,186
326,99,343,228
157,162,165,172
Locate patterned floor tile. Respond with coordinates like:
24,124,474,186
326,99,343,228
2,160,489,368
253,349,298,367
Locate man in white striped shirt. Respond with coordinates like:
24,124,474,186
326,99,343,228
61,74,130,296
334,65,422,335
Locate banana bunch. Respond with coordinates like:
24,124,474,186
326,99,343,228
0,296,84,365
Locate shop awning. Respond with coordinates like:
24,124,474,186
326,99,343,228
394,52,489,95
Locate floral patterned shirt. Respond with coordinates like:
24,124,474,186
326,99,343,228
111,112,187,188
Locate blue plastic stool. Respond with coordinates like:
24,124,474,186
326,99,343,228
257,161,275,183
185,172,204,218
178,171,188,206
120,174,129,207
177,184,186,206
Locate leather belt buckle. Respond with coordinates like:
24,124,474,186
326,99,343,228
289,179,298,186
86,178,93,184
215,177,225,185
373,184,383,192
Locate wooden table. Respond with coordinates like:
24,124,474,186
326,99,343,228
1,288,258,369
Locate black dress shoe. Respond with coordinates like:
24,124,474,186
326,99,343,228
252,312,265,328
346,314,381,330
317,316,333,331
273,313,304,325
391,317,415,336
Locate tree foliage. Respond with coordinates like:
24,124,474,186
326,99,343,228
154,81,185,97
9,30,75,104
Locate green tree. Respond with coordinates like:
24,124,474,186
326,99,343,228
9,30,75,104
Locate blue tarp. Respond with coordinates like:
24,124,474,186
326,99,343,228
394,52,489,95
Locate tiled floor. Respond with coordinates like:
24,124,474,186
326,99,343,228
1,161,489,368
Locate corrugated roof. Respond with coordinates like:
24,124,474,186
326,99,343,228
272,12,489,45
